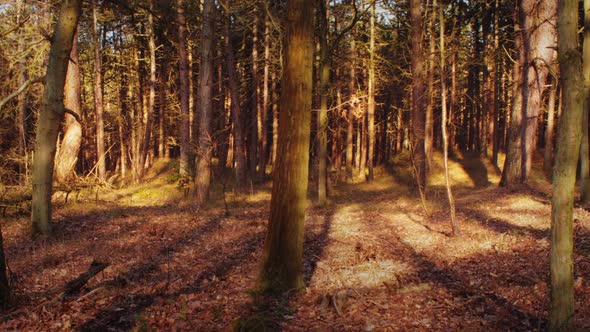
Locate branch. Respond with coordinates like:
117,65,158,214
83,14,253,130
0,76,45,112
328,0,370,55
64,108,81,123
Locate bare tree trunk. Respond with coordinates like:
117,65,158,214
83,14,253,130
410,0,427,191
250,8,260,179
581,0,590,203
31,0,81,236
16,0,27,181
425,0,435,171
550,0,582,329
259,0,314,292
521,0,557,182
158,61,168,159
346,37,356,181
271,70,279,166
259,12,271,178
55,31,82,184
439,2,459,236
544,80,557,175
501,4,525,187
317,0,330,204
194,0,214,204
177,0,191,177
224,4,247,188
138,0,156,179
92,0,106,182
367,0,376,181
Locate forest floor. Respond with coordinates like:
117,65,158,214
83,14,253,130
1,152,590,331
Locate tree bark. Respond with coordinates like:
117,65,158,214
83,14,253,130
581,0,590,203
259,0,314,293
31,0,81,236
550,0,583,329
346,36,356,181
92,0,106,182
139,1,156,178
501,4,525,187
367,0,376,181
410,0,426,191
544,80,557,176
440,2,459,236
194,0,214,205
177,0,191,177
317,0,330,205
224,3,247,188
55,31,82,184
521,0,557,182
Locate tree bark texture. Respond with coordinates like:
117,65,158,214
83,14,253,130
55,31,82,184
177,0,191,177
550,0,583,329
259,0,314,293
194,0,214,205
31,0,81,236
92,0,106,182
410,0,426,190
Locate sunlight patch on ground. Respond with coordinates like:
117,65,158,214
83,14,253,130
320,259,412,289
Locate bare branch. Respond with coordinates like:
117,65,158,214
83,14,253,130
0,76,45,112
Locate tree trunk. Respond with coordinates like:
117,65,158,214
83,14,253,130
346,37,355,181
581,0,590,203
367,0,376,181
55,31,82,184
550,0,583,329
16,0,27,181
92,0,106,182
410,0,426,191
544,80,557,176
31,0,81,236
259,12,271,179
250,9,260,179
440,2,459,236
224,4,247,188
194,0,214,204
177,0,191,177
317,0,329,204
259,0,313,292
425,0,435,170
521,0,557,182
501,5,525,187
138,0,156,179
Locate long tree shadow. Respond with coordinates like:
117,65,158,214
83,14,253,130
352,203,548,330
460,207,548,240
77,222,264,331
451,152,491,188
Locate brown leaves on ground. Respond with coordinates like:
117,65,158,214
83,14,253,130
1,155,590,331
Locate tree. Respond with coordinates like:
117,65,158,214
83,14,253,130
176,0,191,178
581,0,590,203
55,31,82,184
549,0,583,329
259,0,314,292
92,0,106,182
410,0,426,191
194,0,214,205
223,0,247,188
439,0,459,236
31,0,82,237
502,0,557,186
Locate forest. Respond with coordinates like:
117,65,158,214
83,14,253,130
0,0,589,330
